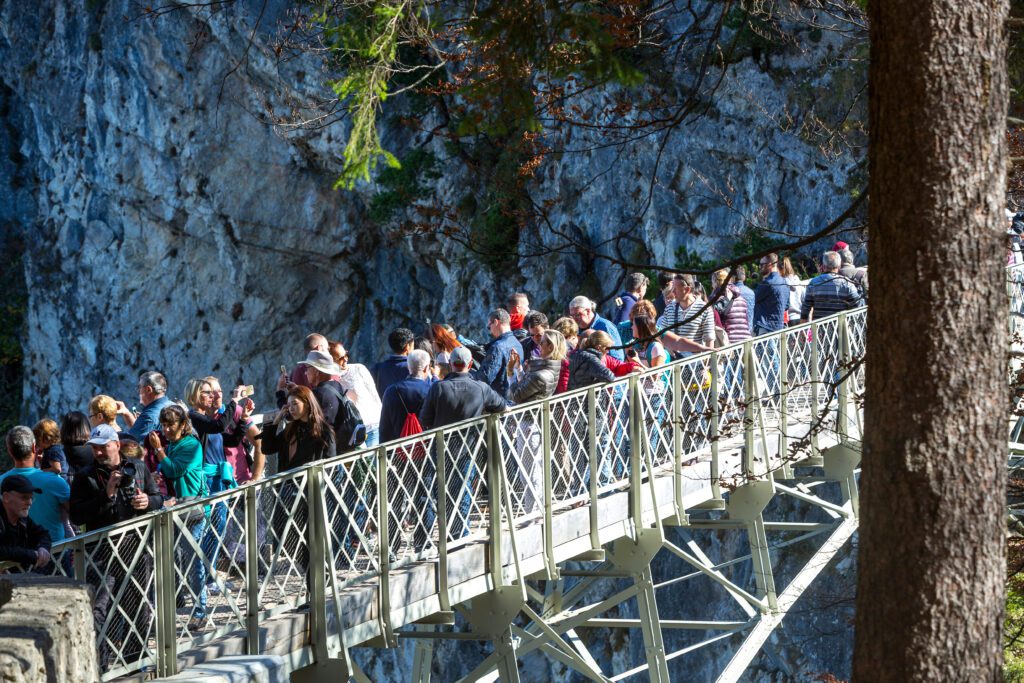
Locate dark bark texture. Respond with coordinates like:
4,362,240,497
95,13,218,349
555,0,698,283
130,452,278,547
855,0,1009,680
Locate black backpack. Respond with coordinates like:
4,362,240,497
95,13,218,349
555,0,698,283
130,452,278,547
319,384,367,454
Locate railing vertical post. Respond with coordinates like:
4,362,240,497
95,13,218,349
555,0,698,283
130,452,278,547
779,328,792,479
154,513,177,677
742,340,757,477
542,400,557,579
486,415,504,587
671,363,684,522
837,312,851,441
376,445,395,646
810,321,821,457
588,387,600,550
709,352,722,502
72,538,86,582
306,464,329,664
436,429,451,612
245,485,260,655
629,375,643,534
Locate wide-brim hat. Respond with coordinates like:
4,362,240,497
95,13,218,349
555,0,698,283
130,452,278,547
298,350,342,375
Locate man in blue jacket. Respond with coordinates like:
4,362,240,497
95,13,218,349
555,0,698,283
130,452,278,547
124,371,171,442
371,327,415,397
569,295,625,360
753,254,789,335
474,309,524,398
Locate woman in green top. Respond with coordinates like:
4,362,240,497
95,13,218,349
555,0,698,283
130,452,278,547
147,404,210,630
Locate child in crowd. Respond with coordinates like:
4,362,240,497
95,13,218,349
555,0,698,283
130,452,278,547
32,418,70,483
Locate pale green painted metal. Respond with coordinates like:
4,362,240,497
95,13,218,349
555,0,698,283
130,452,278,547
587,386,600,550
154,510,177,677
709,349,723,502
376,445,396,646
435,427,451,613
244,485,260,656
779,330,792,479
541,398,558,579
306,464,329,665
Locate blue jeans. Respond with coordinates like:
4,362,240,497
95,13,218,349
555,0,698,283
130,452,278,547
363,425,380,447
423,454,480,540
186,517,209,620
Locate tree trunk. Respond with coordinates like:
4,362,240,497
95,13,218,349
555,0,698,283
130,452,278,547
855,1,1009,680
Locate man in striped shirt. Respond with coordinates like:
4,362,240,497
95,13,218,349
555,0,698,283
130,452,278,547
657,274,716,347
800,251,864,322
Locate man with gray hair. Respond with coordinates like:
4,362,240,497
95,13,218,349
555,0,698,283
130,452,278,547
569,295,625,360
379,348,437,551
379,349,436,443
125,371,171,441
0,426,70,548
800,251,864,322
507,292,532,344
834,241,869,299
475,308,524,397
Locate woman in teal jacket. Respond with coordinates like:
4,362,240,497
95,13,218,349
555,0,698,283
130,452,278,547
147,404,209,630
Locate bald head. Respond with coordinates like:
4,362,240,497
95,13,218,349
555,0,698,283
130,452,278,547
304,333,328,353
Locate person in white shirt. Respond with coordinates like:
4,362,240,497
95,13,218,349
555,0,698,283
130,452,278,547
329,341,383,447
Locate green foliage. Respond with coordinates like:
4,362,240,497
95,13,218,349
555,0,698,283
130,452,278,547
316,0,650,188
722,6,786,64
317,2,412,188
1007,564,1024,681
462,144,528,275
675,226,794,292
368,148,441,224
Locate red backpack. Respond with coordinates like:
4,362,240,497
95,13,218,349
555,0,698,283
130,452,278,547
395,394,426,461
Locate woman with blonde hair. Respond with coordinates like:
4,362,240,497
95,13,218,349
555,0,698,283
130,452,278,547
87,394,120,429
507,329,567,404
779,256,806,326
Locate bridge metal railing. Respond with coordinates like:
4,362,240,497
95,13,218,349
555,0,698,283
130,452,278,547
41,302,874,680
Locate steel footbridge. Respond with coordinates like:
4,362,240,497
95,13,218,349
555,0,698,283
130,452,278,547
48,298,883,682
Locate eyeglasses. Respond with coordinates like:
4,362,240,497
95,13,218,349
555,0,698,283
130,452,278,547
200,390,216,396
89,412,101,419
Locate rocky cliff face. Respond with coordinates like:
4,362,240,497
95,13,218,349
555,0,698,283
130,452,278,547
0,0,864,418
0,3,859,676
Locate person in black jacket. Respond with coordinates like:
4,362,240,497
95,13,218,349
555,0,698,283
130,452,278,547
60,410,94,480
259,385,336,575
69,424,163,666
278,351,364,454
70,425,164,530
0,475,51,570
420,347,506,539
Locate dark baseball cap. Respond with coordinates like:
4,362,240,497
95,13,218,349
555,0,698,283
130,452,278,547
2,475,42,495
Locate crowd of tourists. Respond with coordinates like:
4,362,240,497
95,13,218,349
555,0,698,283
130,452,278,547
0,244,865,641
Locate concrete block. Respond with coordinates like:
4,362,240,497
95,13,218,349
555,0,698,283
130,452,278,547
153,655,286,683
0,575,98,683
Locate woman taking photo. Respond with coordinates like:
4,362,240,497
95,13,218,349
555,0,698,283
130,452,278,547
260,385,335,470
147,404,209,630
259,386,335,583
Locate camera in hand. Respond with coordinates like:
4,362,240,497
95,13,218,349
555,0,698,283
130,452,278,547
119,460,139,498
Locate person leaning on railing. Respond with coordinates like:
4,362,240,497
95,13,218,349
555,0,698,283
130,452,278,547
0,475,51,572
148,404,214,631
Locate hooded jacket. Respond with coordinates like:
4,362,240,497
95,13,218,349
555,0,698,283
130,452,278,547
567,348,616,391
